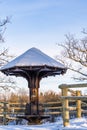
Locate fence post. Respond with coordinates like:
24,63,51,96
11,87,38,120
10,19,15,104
76,90,81,118
3,102,7,125
62,87,69,127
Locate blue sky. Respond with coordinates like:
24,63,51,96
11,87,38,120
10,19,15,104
0,0,87,92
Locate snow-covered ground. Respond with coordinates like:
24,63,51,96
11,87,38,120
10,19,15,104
0,117,87,130
63,118,87,130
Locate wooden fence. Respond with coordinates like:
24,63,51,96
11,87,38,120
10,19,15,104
0,83,87,125
0,99,87,125
59,83,87,127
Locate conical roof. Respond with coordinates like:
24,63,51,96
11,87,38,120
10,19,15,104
1,47,66,70
0,47,67,77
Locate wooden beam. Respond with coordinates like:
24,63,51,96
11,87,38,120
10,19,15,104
61,96,87,100
43,101,61,105
46,111,61,115
44,106,62,110
59,83,87,89
82,101,87,106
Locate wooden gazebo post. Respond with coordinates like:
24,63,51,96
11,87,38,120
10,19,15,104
0,47,67,124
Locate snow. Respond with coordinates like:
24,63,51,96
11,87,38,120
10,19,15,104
63,118,87,130
0,47,65,70
0,117,87,130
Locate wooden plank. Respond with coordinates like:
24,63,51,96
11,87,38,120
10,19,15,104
44,106,62,110
7,117,17,120
8,107,25,110
59,83,87,89
82,101,87,106
43,101,61,105
81,110,87,113
61,96,87,100
69,107,76,111
45,111,61,115
9,102,26,104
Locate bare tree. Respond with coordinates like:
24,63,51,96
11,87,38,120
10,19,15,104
56,32,87,81
0,17,16,91
0,17,12,65
0,17,10,42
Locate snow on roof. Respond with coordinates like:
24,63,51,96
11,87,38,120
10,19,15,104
0,47,66,70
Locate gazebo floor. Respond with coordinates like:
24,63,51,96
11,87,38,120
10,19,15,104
17,115,50,124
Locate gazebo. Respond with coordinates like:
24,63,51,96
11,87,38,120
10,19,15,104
0,47,67,124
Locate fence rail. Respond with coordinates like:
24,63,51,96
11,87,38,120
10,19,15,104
0,98,87,124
